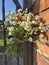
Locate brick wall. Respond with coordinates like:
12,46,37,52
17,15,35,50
32,0,49,65
33,43,49,65
32,0,49,14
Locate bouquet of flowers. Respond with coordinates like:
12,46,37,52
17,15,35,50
7,8,47,56
8,8,46,43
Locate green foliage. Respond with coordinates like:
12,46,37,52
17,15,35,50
12,25,27,40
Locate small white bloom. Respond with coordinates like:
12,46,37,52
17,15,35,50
9,26,14,32
35,15,40,20
32,20,35,23
41,30,44,32
8,32,12,35
27,15,31,21
21,21,26,27
12,21,16,25
39,27,42,29
28,12,32,16
39,22,43,26
28,37,33,42
18,9,22,12
25,8,28,11
10,21,12,24
25,26,32,31
39,34,45,39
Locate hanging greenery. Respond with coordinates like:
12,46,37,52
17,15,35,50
6,8,47,56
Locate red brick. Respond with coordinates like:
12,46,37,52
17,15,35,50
40,0,49,11
37,54,49,65
42,55,49,61
46,32,49,40
32,0,49,14
36,43,49,55
40,12,49,24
